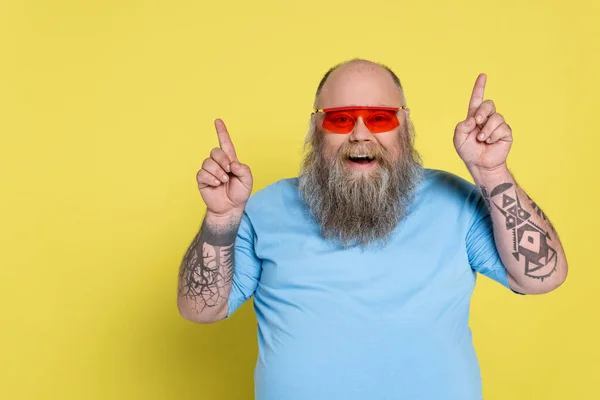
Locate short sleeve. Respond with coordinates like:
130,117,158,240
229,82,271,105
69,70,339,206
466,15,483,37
466,188,522,294
226,212,263,317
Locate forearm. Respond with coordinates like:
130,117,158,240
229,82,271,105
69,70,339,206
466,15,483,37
177,210,243,323
470,165,568,294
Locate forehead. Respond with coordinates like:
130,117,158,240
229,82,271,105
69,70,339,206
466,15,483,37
316,63,403,109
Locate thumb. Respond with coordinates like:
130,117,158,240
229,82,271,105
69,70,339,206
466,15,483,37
230,161,253,186
455,117,476,138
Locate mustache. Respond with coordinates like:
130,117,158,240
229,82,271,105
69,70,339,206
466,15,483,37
338,143,387,160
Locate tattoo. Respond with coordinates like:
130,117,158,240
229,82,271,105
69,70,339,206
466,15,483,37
481,183,558,282
526,194,556,232
178,220,237,313
481,186,492,212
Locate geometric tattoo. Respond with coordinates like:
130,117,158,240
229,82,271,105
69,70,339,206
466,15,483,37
178,222,235,314
481,183,558,282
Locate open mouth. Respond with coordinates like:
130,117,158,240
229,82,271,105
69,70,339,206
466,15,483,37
348,155,375,165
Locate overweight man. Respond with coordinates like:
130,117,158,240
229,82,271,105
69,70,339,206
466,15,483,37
177,59,567,399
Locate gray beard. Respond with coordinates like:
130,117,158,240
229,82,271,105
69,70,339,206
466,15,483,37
298,119,423,249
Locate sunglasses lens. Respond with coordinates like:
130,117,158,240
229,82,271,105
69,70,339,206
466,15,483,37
365,111,400,133
322,111,355,134
321,108,400,134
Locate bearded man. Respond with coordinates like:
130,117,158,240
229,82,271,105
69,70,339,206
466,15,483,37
177,59,568,400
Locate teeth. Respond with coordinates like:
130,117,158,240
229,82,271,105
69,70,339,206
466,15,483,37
349,155,374,162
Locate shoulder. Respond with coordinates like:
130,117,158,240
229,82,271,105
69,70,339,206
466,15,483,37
413,168,483,222
245,177,300,214
422,168,475,192
419,168,478,201
409,169,486,234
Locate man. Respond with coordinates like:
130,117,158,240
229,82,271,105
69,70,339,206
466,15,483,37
177,59,567,399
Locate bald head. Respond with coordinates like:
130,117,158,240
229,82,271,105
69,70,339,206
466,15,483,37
314,59,406,109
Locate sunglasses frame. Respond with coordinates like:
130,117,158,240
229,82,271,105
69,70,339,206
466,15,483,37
311,105,408,134
312,105,407,114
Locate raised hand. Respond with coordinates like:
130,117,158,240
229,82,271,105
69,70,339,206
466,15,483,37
453,74,513,172
196,119,253,216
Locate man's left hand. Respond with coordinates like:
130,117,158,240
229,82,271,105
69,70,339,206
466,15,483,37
453,74,513,174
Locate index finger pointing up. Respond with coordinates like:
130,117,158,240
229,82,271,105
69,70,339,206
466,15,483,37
214,118,238,161
467,73,487,118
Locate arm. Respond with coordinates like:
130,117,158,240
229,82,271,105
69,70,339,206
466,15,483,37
177,118,253,323
454,74,567,294
177,210,242,323
470,166,567,294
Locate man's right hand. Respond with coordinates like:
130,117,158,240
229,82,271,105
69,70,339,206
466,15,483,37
196,119,253,217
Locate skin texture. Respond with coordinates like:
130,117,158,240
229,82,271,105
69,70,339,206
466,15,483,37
315,61,407,169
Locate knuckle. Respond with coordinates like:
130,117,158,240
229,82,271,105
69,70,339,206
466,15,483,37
212,148,230,166
237,164,250,176
197,170,208,182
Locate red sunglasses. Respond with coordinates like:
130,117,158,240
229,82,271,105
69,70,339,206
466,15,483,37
313,105,407,134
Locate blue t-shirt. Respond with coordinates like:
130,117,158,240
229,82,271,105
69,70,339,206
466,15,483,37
227,169,516,400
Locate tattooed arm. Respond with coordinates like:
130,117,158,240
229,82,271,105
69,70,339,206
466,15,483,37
454,74,567,294
178,118,254,322
177,211,242,323
472,167,568,294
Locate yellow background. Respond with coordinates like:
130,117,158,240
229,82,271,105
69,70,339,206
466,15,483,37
1,0,597,398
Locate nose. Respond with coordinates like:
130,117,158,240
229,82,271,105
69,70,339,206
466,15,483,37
349,117,374,142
